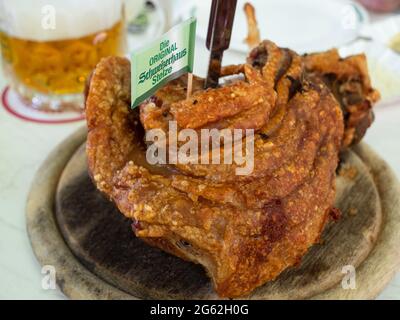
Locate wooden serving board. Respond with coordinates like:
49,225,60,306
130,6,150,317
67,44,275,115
26,127,400,300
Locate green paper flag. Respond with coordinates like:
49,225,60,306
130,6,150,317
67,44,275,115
131,17,197,108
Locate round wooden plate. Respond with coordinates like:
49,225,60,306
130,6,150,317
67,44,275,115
26,127,400,300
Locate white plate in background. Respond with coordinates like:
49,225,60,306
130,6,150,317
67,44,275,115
362,15,400,47
195,0,369,54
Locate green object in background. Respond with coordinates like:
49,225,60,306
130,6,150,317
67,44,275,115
131,17,196,108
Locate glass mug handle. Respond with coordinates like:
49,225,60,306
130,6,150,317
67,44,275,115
124,0,146,24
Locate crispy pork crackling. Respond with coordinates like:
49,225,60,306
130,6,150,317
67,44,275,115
85,40,379,298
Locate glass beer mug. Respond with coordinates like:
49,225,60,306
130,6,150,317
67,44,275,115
0,0,126,111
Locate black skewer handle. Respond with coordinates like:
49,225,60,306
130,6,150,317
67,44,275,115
205,0,238,88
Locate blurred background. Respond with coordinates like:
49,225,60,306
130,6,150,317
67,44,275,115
0,0,399,299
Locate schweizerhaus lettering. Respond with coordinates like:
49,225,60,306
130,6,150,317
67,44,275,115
139,40,187,85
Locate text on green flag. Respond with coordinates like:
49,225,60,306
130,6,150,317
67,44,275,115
131,18,196,108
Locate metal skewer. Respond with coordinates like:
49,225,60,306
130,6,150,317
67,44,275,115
205,0,238,89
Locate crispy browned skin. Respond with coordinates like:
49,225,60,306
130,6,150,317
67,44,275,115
244,2,261,49
304,50,380,148
86,40,378,298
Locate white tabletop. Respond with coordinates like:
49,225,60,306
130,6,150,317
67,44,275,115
1,18,400,300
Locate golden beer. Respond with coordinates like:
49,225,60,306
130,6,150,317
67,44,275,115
1,22,124,95
0,0,126,110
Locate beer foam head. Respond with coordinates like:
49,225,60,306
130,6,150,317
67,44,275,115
0,0,123,41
